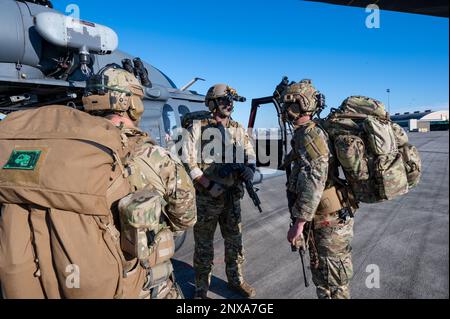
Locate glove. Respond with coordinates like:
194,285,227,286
208,181,226,198
241,166,255,182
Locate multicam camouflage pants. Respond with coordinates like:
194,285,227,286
152,278,184,299
309,212,354,299
193,193,245,292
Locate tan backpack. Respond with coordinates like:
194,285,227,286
323,96,422,203
0,105,147,299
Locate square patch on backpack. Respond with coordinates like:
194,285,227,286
3,150,42,170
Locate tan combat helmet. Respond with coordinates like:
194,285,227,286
282,79,323,121
205,83,245,112
82,64,145,122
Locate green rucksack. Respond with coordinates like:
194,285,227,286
323,96,422,203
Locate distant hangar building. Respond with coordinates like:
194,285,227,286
391,110,449,132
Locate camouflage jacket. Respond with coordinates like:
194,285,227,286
288,120,338,222
123,127,197,231
182,116,256,189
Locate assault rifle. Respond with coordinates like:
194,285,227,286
218,164,262,213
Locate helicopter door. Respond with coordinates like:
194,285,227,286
248,97,289,171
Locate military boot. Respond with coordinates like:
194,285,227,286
228,281,256,298
193,289,210,299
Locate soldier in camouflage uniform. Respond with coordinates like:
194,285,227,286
182,84,257,299
283,80,356,299
83,65,197,299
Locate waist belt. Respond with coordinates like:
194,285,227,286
316,186,358,215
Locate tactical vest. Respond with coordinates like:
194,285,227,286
183,111,244,193
119,134,178,299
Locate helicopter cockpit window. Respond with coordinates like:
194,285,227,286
178,105,190,123
162,104,178,143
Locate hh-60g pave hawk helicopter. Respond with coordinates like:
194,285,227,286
0,0,267,253
0,0,209,147
0,0,214,251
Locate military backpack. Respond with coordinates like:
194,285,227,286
0,105,174,299
323,96,422,203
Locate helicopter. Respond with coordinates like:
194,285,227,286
0,0,273,254
0,0,209,150
1,0,448,301
0,0,216,252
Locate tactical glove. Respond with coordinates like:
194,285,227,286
241,166,255,182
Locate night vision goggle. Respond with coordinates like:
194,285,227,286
218,87,247,104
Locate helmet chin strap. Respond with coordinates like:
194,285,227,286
217,111,229,119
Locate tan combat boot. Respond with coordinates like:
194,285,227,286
228,281,256,298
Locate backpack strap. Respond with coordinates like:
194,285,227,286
106,130,149,205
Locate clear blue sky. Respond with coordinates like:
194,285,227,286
55,0,449,128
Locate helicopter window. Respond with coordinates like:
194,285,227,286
178,105,190,122
163,104,177,142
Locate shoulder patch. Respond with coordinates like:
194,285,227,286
303,127,329,160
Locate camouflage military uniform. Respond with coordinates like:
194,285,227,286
91,67,197,299
288,120,354,299
183,117,256,294
0,65,195,299
122,127,197,299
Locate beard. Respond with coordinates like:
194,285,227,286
217,105,233,118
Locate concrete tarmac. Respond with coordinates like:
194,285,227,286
174,131,449,299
